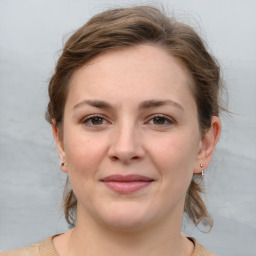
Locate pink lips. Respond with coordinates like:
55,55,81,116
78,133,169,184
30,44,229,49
101,175,154,194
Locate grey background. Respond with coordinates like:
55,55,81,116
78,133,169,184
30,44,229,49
0,0,255,255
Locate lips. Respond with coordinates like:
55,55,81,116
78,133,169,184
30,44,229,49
100,175,154,193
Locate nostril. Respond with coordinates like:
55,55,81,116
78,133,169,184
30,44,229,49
110,154,140,162
111,155,119,161
108,138,145,163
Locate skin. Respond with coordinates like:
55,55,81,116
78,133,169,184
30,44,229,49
52,44,221,256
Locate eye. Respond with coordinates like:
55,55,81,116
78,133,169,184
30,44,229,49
147,115,175,127
82,115,109,127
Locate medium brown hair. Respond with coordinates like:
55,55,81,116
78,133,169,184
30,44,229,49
46,6,222,228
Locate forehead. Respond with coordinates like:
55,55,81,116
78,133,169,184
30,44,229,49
67,44,195,107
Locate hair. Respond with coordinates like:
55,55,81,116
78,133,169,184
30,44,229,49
46,6,223,229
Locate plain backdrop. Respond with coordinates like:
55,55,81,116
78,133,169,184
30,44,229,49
0,0,256,255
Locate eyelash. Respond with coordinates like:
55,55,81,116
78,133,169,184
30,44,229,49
146,114,175,127
81,114,175,128
81,115,109,127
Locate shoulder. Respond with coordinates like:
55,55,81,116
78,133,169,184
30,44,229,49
0,243,40,256
0,236,58,256
190,237,216,256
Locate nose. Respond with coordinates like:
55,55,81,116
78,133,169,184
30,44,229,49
108,123,145,164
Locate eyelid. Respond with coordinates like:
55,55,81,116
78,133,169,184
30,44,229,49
80,113,175,127
145,114,175,126
81,114,111,126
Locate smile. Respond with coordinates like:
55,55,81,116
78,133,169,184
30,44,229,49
100,174,154,194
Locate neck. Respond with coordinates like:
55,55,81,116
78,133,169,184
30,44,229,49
59,204,194,256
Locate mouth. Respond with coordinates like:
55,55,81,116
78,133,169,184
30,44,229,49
100,174,154,194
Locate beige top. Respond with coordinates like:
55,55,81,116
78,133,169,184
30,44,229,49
1,236,216,256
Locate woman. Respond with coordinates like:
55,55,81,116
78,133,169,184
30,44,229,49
2,6,222,256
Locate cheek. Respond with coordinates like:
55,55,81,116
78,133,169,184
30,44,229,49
148,132,199,187
63,131,107,178
63,134,107,203
152,133,198,167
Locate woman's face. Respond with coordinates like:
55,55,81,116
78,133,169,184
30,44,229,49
55,45,207,231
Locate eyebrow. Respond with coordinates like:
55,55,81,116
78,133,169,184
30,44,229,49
139,100,183,111
73,99,183,111
73,100,112,110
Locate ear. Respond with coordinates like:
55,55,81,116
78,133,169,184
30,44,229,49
194,116,221,174
52,122,68,173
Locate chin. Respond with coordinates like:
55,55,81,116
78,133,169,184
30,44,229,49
97,201,155,232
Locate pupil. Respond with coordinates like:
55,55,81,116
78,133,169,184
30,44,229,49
92,117,103,125
154,117,165,124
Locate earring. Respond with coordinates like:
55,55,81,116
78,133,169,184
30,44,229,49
200,164,204,176
61,162,65,167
